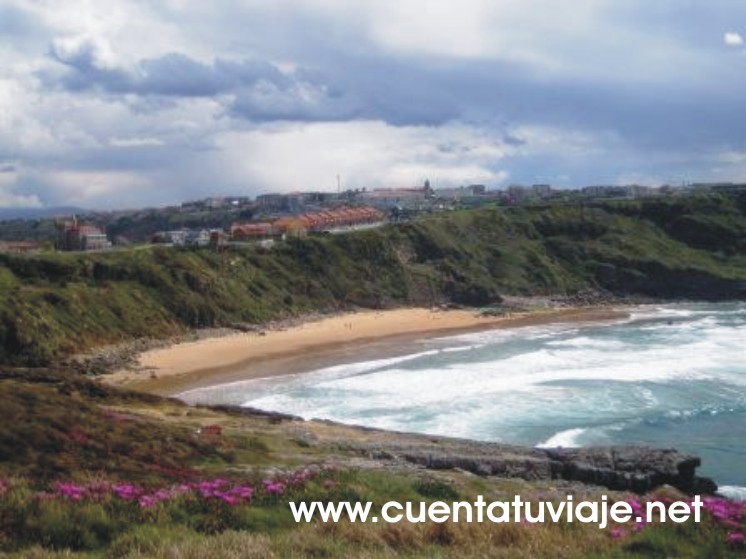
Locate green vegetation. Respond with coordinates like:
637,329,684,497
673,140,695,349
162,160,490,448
0,371,743,558
1,193,743,557
0,206,258,244
0,192,743,366
104,206,257,242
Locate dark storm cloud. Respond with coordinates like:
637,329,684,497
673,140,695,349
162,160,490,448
0,4,47,40
47,38,462,125
6,0,746,209
43,1,746,147
48,41,288,98
227,59,461,125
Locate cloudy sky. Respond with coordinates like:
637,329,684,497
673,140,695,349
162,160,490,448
1,0,746,209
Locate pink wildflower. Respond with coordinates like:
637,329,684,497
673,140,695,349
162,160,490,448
263,480,286,496
625,497,644,517
217,493,240,505
137,488,174,508
113,483,142,500
85,480,114,501
197,479,229,498
610,527,626,539
229,485,254,502
727,531,745,545
138,495,159,508
54,482,85,501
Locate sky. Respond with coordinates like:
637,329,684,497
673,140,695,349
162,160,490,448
1,0,746,209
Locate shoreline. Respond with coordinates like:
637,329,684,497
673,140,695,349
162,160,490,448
103,306,629,397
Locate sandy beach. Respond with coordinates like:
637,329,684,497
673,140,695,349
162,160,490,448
104,306,627,396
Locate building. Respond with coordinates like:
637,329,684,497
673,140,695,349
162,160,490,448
185,229,211,247
230,222,274,241
303,206,384,232
152,230,188,246
272,216,308,237
255,193,286,212
532,184,552,198
581,185,653,199
209,230,228,247
0,241,43,254
57,218,111,251
434,184,487,200
255,193,306,213
360,187,429,210
271,206,384,236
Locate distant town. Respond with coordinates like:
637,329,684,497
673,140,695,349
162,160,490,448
0,180,744,255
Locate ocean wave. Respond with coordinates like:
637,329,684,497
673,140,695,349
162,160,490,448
536,428,587,448
178,347,456,403
657,402,746,422
627,303,746,327
545,336,628,350
718,485,746,501
437,344,487,354
185,303,744,486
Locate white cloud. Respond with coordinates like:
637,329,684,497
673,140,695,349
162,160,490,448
0,190,42,208
0,166,42,207
215,120,510,192
50,35,120,70
292,0,700,82
31,169,154,207
2,0,746,208
724,32,744,46
109,137,165,148
717,150,746,164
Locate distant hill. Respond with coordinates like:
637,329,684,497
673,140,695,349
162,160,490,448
0,191,743,366
0,206,89,221
0,204,256,243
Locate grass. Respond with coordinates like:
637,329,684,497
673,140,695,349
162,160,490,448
0,372,743,558
0,192,743,367
1,475,743,558
0,191,744,556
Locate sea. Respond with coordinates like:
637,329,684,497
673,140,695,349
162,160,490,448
178,302,746,499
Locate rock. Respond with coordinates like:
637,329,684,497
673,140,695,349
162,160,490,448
530,446,717,494
207,404,302,423
327,422,718,495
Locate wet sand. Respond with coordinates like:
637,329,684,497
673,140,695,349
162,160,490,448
103,307,628,396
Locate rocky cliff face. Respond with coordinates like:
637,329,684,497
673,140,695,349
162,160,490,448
541,447,718,494
0,368,721,498
1,192,744,367
302,418,719,495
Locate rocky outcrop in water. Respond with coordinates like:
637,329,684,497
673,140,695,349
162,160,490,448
541,446,718,495
397,445,717,494
312,421,718,495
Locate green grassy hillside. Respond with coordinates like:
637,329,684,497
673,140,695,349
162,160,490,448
0,193,743,366
0,369,744,558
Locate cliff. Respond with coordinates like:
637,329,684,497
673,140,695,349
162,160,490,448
0,192,743,366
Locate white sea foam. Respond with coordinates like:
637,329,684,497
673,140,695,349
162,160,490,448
718,486,746,501
186,303,745,487
439,344,485,353
546,336,627,350
178,347,452,404
536,428,587,448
